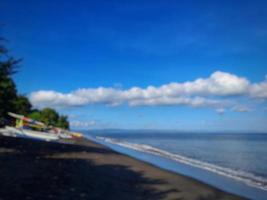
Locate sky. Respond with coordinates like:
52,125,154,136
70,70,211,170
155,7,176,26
1,0,267,132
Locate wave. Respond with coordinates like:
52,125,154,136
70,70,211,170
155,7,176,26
96,136,267,191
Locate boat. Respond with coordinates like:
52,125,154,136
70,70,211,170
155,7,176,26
3,112,84,142
0,126,17,137
20,129,59,141
3,126,59,141
7,112,59,141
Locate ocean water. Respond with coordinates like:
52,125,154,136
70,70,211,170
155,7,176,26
85,131,267,200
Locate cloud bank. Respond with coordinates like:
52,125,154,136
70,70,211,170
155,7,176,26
70,120,97,128
29,71,267,111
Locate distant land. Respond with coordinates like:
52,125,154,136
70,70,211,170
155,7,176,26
81,129,267,135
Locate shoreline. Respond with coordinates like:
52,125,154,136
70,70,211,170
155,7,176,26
0,135,246,200
92,135,267,200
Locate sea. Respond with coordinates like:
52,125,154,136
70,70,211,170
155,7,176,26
84,131,267,200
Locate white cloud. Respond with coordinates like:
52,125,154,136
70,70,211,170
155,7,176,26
127,96,222,107
231,105,252,112
216,108,225,114
29,71,267,111
167,71,250,96
249,78,267,99
70,120,97,128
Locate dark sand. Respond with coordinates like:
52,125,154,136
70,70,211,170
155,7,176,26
0,135,246,200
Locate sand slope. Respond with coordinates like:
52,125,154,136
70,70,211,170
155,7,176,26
0,136,246,200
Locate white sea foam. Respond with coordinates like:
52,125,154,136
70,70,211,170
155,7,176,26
96,136,267,191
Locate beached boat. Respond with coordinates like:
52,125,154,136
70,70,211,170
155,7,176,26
6,113,60,141
0,127,17,137
55,130,72,139
4,126,59,141
21,129,59,141
4,112,84,141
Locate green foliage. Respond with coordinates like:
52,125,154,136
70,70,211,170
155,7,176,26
39,108,59,126
0,39,20,126
28,108,69,130
56,115,69,130
28,110,42,121
13,95,32,115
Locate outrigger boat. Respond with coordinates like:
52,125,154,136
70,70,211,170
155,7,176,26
0,112,84,141
0,126,17,137
7,113,60,141
5,126,59,141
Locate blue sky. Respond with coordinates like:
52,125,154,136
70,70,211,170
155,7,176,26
1,0,267,131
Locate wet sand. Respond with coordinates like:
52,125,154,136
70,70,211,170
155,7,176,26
0,135,246,200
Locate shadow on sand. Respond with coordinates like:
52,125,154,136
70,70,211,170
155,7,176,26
0,136,179,200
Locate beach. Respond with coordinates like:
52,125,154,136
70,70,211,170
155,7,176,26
0,135,246,200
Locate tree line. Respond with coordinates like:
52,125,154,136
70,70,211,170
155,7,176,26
0,37,69,129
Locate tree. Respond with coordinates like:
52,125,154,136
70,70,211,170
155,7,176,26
56,115,69,129
0,38,21,126
28,110,42,121
40,108,59,126
28,108,69,130
13,95,32,115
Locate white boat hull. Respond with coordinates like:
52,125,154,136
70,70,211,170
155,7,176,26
4,127,59,141
0,127,17,137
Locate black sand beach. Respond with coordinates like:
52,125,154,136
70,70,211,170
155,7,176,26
0,135,246,200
